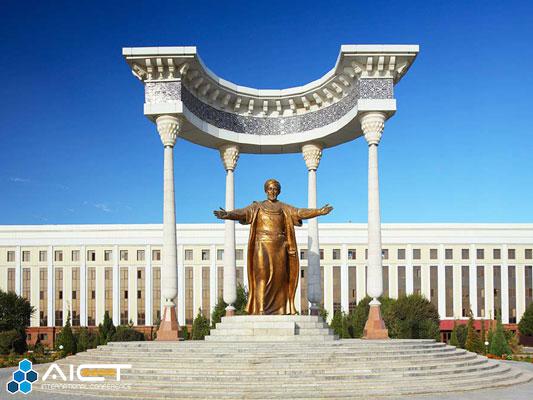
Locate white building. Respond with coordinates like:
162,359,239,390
1,223,532,329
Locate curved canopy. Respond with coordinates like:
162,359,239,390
123,45,419,153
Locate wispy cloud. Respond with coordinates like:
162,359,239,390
10,177,30,183
94,203,112,213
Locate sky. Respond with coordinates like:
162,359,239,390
0,0,532,225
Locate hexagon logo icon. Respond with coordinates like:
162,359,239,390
6,358,37,395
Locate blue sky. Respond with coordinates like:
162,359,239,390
0,0,532,225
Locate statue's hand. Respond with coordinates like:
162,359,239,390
319,204,333,215
213,207,228,219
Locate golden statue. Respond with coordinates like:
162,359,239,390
214,179,332,315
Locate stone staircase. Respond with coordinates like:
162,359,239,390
31,317,533,399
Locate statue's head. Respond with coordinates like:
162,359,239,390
264,179,281,201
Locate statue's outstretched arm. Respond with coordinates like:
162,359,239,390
213,206,250,222
297,204,333,219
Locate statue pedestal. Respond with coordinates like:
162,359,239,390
363,303,389,339
156,305,180,341
206,315,336,342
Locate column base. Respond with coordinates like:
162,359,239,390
156,304,180,341
309,304,319,316
225,305,235,317
363,301,389,340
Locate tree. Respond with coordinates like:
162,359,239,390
346,296,396,338
449,320,460,347
98,311,116,345
56,311,77,356
384,294,439,339
330,311,349,338
489,314,511,356
211,284,249,328
518,302,533,337
0,289,34,354
191,309,211,340
76,327,98,352
455,324,468,348
465,312,484,354
110,326,145,342
480,318,487,354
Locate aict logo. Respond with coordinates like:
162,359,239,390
6,359,38,395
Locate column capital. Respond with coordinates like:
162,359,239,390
360,112,386,146
302,143,323,171
156,115,181,147
219,143,240,171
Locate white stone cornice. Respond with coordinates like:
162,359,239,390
156,115,181,147
360,112,386,146
219,144,240,171
302,143,323,171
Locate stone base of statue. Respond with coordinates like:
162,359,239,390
155,304,180,341
206,315,336,342
363,301,389,339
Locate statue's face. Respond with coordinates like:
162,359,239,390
265,183,280,201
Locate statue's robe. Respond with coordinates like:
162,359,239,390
229,201,302,315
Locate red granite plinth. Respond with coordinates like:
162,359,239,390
156,305,180,341
363,303,389,339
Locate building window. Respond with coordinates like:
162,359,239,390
7,268,15,292
39,251,47,262
445,248,453,260
430,265,438,310
332,249,341,260
382,249,389,260
54,250,63,262
347,249,356,260
461,265,469,317
22,269,30,300
349,266,357,312
493,249,501,260
137,250,145,261
87,268,96,326
87,250,96,262
152,249,161,261
508,248,516,260
105,267,113,317
236,249,244,260
55,268,63,326
398,266,406,297
430,248,438,260
333,266,341,312
320,249,324,260
153,267,161,322
7,251,15,262
72,250,80,262
382,265,389,297
477,265,485,317
120,268,129,325
201,249,210,261
202,267,210,319
397,249,406,260
185,267,193,324
413,265,421,295
365,249,368,260
477,249,485,260
413,248,421,260
508,265,516,323
22,251,30,262
300,249,308,260
461,249,469,260
525,249,532,260
184,249,193,261
39,268,48,326
216,249,224,261
104,250,112,261
137,267,145,325
120,250,128,261
445,266,453,317
72,267,80,326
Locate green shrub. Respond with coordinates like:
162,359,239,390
346,296,395,338
56,311,77,356
330,310,350,338
449,321,460,347
191,309,211,340
465,313,484,354
98,311,116,345
518,303,533,337
181,326,189,340
211,284,248,328
0,330,22,355
456,324,468,348
489,315,511,356
384,294,439,339
110,326,145,342
76,327,99,352
0,289,33,354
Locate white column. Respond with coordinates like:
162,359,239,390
389,265,398,299
209,244,217,314
360,112,386,305
145,244,153,326
177,244,185,326
15,246,21,296
421,264,431,300
156,115,180,322
302,143,323,314
516,265,526,322
469,244,478,317
356,265,366,302
219,144,239,314
453,264,462,319
112,245,120,326
341,244,349,313
80,245,87,326
438,245,446,319
47,245,55,327
242,245,248,291
406,244,414,295
324,265,333,319
501,245,509,324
